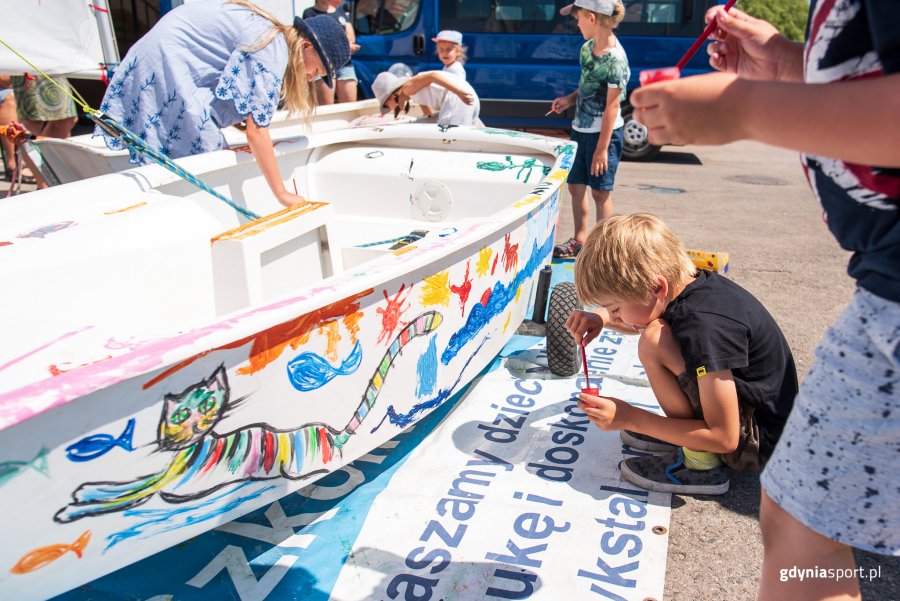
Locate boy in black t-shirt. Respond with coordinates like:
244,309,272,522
566,213,798,495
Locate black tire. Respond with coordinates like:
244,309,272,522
547,282,582,376
621,104,661,162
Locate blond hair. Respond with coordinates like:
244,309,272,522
574,1,626,29
574,213,697,306
228,0,315,118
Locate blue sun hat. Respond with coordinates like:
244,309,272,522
293,15,351,88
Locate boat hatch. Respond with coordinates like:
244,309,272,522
210,201,343,315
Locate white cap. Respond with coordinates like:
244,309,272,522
432,30,463,45
372,71,410,109
560,0,616,16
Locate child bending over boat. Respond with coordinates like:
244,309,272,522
566,213,797,495
372,68,480,126
95,0,349,207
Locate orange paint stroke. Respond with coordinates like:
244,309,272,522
392,245,417,256
11,531,91,575
211,201,323,243
342,312,364,342
322,321,341,361
104,201,147,215
144,289,372,388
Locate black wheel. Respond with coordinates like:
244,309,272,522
547,281,582,376
621,104,661,162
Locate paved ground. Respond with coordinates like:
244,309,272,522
551,139,899,600
3,137,897,600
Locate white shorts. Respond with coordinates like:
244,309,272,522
761,288,900,555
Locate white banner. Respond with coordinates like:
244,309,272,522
331,334,670,601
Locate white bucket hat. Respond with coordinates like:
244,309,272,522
560,0,616,16
432,30,463,45
372,71,411,109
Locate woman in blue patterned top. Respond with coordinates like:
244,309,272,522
96,0,349,207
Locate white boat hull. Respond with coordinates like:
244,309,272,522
0,124,575,599
27,99,430,185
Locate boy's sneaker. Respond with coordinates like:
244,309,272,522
620,448,730,495
620,430,678,453
553,237,583,259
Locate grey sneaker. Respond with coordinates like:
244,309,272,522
620,430,678,453
620,448,730,495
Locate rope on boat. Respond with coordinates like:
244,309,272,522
0,38,261,221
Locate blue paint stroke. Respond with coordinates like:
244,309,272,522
442,233,554,365
16,220,76,239
66,419,136,463
286,341,362,392
374,337,490,431
416,337,438,398
105,481,277,551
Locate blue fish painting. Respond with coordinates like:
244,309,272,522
66,419,136,463
0,448,49,486
286,341,362,392
17,220,76,239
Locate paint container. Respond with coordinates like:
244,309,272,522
639,66,681,86
581,387,599,396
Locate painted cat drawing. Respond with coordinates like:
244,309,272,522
55,311,442,523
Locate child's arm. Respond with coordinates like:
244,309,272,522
550,91,577,114
631,72,900,167
245,115,305,206
579,368,742,453
403,71,475,105
591,88,620,176
566,309,641,346
344,21,360,53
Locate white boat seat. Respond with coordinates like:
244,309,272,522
210,201,343,315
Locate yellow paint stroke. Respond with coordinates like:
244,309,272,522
503,311,512,334
104,201,147,215
10,531,91,575
420,271,451,307
211,202,324,243
475,247,493,278
392,245,417,256
514,195,541,208
515,285,522,303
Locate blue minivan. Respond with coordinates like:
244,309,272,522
350,0,719,160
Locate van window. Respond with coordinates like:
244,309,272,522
439,0,703,36
355,0,422,34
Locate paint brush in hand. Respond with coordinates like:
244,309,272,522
581,342,598,395
639,0,738,85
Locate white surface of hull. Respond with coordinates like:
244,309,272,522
0,124,575,599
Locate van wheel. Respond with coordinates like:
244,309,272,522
621,105,661,162
547,282,582,376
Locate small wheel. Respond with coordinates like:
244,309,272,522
547,281,582,376
621,105,661,162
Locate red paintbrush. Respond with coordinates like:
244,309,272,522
639,0,738,86
581,342,598,395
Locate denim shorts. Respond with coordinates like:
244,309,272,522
567,127,623,191
760,288,900,554
336,63,358,82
